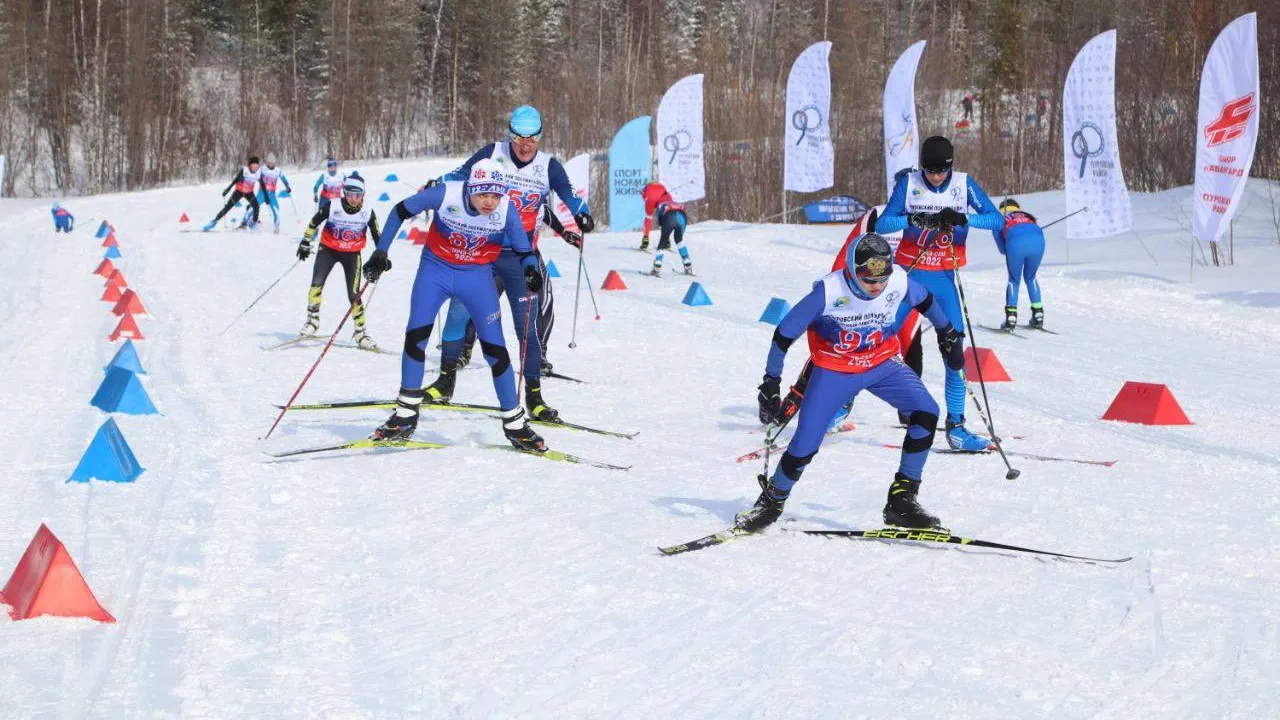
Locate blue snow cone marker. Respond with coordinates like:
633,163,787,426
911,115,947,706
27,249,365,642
546,260,561,278
90,367,158,415
385,173,399,182
69,417,144,483
397,229,408,240
759,297,791,325
104,245,122,260
106,339,147,375
682,282,713,307
378,192,391,201
96,221,111,238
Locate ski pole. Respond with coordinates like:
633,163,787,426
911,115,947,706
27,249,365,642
1040,206,1087,231
220,259,302,336
579,248,602,321
569,248,584,349
287,194,300,222
516,289,534,399
264,279,375,439
948,244,1020,480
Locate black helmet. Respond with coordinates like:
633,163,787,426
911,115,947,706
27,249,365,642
845,232,894,281
920,136,953,173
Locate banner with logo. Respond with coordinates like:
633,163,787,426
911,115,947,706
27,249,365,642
656,74,705,202
1194,12,1259,245
883,40,925,198
1062,30,1132,239
802,195,867,224
608,116,652,231
785,41,834,193
551,153,590,235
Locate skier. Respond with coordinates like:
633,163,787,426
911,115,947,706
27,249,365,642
51,203,74,233
738,232,966,533
875,135,1004,452
995,198,1046,330
313,158,345,209
419,105,594,420
639,182,693,276
295,172,380,350
364,158,546,451
202,156,263,232
769,207,880,428
257,153,293,234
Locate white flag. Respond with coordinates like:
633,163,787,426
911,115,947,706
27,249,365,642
552,153,590,233
656,74,705,202
785,41,834,193
883,40,925,197
1063,30,1132,239
1194,13,1259,245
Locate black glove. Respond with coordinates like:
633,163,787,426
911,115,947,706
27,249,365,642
562,231,583,249
757,374,782,425
296,241,312,261
363,249,392,282
523,264,543,292
778,386,804,423
425,178,441,189
908,212,940,229
937,208,968,227
936,326,965,371
574,212,596,233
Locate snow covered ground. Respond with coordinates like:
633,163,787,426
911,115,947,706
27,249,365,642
1,160,1278,719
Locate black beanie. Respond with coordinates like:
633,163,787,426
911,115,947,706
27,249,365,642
920,136,953,172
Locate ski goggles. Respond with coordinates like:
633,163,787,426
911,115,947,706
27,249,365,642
509,130,542,142
854,257,893,285
326,160,339,168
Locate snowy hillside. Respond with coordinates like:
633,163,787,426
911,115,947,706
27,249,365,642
1,161,1278,720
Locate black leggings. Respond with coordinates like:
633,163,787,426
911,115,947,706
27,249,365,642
213,191,260,223
310,246,362,305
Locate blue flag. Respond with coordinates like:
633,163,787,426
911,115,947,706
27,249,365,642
608,116,652,231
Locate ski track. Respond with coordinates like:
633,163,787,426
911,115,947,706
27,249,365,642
0,172,1278,718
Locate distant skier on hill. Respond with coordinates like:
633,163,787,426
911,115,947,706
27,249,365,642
296,172,380,351
362,158,547,452
202,156,262,232
875,135,1004,452
257,153,293,234
313,158,345,209
639,181,693,276
994,198,1046,330
51,203,74,233
741,232,966,534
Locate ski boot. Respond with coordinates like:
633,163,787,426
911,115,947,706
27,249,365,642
882,473,942,529
682,259,694,276
647,260,662,277
372,389,422,441
201,219,217,232
1000,306,1018,331
353,328,378,350
639,235,650,251
501,407,546,452
525,384,559,422
734,479,787,532
300,311,320,336
945,415,992,452
540,359,554,375
1029,305,1044,329
273,220,281,235
424,361,457,404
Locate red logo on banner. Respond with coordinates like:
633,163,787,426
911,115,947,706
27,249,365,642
1204,93,1256,147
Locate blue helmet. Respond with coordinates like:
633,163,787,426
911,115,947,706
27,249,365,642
509,105,543,137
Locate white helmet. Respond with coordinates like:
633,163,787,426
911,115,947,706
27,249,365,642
265,152,278,166
465,158,508,196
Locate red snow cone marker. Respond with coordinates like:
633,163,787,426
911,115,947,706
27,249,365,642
93,259,115,277
179,212,190,223
101,284,123,303
111,289,147,317
102,233,119,249
963,347,1011,382
105,269,128,290
0,524,115,623
409,226,428,245
109,314,144,341
601,270,627,290
1102,381,1191,425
